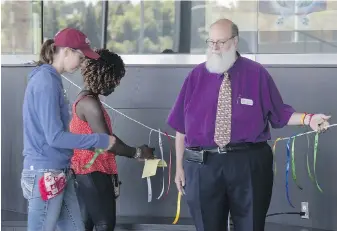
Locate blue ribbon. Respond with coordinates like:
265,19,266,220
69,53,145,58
286,135,296,208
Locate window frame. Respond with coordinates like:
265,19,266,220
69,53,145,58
3,53,337,66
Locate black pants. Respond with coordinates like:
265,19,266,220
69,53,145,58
76,172,116,231
184,143,274,231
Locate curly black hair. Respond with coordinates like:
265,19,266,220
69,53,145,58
81,48,125,95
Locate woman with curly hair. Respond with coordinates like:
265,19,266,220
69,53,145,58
69,48,155,231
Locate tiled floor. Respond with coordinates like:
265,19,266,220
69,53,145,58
1,210,333,231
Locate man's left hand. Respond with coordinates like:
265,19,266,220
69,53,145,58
309,114,331,133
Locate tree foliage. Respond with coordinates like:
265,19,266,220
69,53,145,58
1,0,178,54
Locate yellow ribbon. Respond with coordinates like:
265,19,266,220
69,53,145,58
172,192,182,224
272,137,281,175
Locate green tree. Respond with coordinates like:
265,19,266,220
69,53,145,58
107,1,175,54
82,2,102,49
2,0,179,55
1,1,41,54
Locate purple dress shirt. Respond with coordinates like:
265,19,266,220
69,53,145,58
167,55,295,147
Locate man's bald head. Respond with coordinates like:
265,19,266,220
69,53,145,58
209,18,239,41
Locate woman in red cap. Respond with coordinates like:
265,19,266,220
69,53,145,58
21,28,119,231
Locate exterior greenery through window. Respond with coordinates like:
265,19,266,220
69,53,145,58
1,0,337,55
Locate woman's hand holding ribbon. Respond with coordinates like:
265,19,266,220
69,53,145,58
135,144,156,160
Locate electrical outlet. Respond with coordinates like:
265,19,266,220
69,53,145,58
301,202,309,219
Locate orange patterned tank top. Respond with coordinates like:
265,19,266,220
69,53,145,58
69,95,118,175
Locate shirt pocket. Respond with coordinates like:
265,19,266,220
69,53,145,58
21,171,36,200
234,96,257,120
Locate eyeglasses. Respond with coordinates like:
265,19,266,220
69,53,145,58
206,36,235,48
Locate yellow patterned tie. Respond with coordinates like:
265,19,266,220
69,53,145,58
214,73,231,148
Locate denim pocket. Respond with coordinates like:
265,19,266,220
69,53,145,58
21,171,36,200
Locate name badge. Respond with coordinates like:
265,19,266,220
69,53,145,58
240,98,254,106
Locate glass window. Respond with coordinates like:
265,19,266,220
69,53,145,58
2,0,337,57
257,0,337,53
106,0,258,54
43,0,103,49
106,0,176,54
199,0,258,54
1,1,41,54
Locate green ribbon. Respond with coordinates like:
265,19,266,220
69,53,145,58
313,132,323,193
83,149,105,169
290,132,322,193
291,136,302,190
305,132,315,182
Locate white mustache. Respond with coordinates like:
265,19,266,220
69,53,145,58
205,46,236,74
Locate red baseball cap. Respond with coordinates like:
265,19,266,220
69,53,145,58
54,28,100,60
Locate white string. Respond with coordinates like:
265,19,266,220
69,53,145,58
146,129,155,203
269,124,337,143
157,128,165,200
62,74,336,142
227,213,231,231
148,129,154,146
62,75,175,139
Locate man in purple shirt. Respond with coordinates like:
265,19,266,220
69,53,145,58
167,18,331,231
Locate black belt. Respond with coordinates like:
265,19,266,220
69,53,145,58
184,142,267,164
187,142,267,154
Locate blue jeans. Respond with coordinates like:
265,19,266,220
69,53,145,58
21,168,84,231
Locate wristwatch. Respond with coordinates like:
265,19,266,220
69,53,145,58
133,147,142,159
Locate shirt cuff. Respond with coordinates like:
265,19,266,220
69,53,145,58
95,133,110,149
280,105,296,128
167,117,185,134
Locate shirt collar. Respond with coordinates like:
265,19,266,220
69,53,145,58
227,51,241,76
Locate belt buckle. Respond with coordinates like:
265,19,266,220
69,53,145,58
217,147,227,154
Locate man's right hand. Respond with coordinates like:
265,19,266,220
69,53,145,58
175,166,185,195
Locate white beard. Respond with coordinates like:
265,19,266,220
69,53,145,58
205,45,236,74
